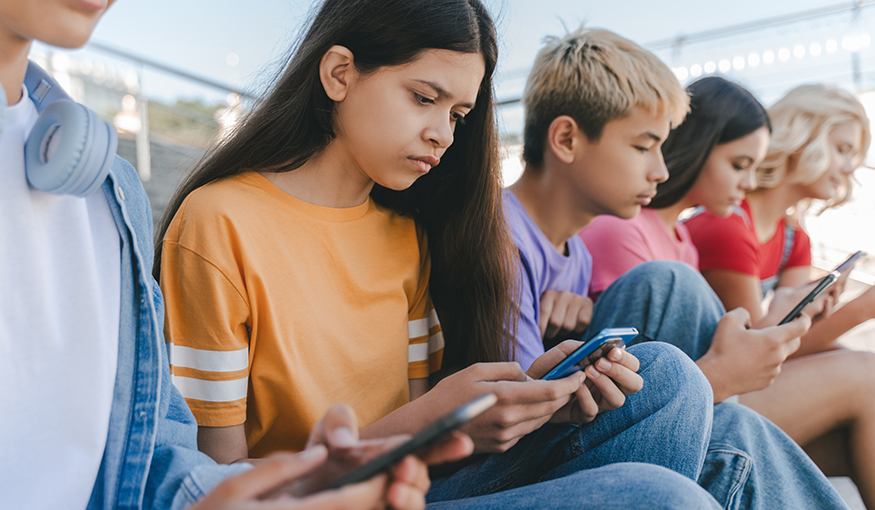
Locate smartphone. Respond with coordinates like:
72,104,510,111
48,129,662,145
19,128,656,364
540,327,639,381
323,392,497,491
834,250,865,275
777,272,838,325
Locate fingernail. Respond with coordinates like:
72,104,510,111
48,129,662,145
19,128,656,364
330,427,357,447
609,348,622,361
596,358,612,371
587,366,601,379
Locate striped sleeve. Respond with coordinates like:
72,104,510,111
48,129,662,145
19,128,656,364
161,240,252,427
408,307,444,378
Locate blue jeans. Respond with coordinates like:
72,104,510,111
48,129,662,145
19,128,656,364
427,342,721,508
428,463,720,509
591,261,849,510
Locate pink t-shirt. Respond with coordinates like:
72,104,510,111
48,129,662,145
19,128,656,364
578,208,699,294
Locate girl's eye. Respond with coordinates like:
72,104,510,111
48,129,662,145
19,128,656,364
451,112,467,125
733,164,746,171
634,146,649,153
413,93,435,105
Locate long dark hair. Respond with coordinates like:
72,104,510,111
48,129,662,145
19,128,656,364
154,0,516,373
649,76,770,208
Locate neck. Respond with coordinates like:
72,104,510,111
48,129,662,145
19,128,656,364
261,140,375,208
0,29,32,105
654,193,696,237
510,164,596,253
747,185,803,231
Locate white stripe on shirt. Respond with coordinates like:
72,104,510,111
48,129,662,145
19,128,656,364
169,344,249,373
172,375,249,402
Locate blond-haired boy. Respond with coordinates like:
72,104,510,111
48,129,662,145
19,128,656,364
506,26,849,509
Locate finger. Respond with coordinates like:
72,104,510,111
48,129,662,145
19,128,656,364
590,358,643,396
571,383,600,422
389,455,430,494
525,340,584,379
416,431,474,465
215,447,329,500
495,374,583,405
289,474,388,510
387,467,428,510
468,362,529,383
539,292,556,338
586,362,631,407
575,300,593,333
725,307,752,329
546,295,571,339
321,404,360,449
606,347,639,372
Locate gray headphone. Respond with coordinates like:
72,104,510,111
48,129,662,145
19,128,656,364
0,61,118,197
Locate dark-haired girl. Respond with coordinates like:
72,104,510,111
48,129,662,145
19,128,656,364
155,1,722,507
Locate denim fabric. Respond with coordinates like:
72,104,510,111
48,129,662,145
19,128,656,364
427,342,718,504
85,157,247,510
590,261,849,510
428,463,721,510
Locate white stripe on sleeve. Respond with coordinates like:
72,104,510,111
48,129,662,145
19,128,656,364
172,375,249,402
428,331,444,353
408,318,429,339
169,344,249,373
408,342,429,363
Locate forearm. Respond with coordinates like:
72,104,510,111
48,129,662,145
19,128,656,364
794,297,874,357
360,391,441,440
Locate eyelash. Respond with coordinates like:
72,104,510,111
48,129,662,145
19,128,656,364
634,146,649,153
414,92,467,125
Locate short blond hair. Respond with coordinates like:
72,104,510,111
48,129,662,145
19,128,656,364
758,84,870,208
522,26,689,166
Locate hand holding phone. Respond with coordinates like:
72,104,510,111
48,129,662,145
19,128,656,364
541,327,639,381
317,393,496,492
778,272,838,325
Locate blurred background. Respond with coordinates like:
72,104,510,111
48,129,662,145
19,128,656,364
31,1,875,505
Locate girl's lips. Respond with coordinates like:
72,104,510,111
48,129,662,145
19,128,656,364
409,155,440,173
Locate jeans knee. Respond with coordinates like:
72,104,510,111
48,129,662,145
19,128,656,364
630,342,713,415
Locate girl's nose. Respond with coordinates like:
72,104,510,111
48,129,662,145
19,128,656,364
740,168,757,191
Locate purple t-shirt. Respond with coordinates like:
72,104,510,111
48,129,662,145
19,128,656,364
504,190,592,370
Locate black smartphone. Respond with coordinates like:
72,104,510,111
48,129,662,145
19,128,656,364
323,392,497,491
834,250,865,275
778,272,838,325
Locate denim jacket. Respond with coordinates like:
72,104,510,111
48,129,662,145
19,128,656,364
85,156,248,510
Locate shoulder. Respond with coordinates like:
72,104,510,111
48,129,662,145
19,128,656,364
685,207,752,245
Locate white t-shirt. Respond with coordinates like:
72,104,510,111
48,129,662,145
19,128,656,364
0,86,121,509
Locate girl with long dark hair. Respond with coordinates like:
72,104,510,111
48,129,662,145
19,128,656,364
154,1,722,507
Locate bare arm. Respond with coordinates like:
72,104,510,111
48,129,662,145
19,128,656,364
198,424,250,464
796,286,875,357
701,269,765,323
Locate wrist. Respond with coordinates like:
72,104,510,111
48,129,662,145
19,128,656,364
695,354,733,404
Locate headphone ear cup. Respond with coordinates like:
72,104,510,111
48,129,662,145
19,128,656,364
25,99,118,197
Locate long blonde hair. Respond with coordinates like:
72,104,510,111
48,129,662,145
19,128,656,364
757,84,870,210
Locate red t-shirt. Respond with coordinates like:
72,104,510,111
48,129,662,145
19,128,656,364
685,199,811,282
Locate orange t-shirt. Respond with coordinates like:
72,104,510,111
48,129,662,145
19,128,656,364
160,172,442,456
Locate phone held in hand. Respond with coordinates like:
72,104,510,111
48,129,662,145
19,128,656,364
778,272,838,325
540,327,639,381
834,250,865,275
324,392,497,491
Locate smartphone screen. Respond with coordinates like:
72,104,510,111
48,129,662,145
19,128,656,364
540,327,639,381
322,393,497,491
778,272,838,325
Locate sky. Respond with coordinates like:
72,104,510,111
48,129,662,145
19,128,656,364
67,0,853,102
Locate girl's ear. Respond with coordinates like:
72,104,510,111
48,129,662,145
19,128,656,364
319,45,356,102
547,115,581,165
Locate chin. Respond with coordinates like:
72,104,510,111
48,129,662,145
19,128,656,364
612,205,641,220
